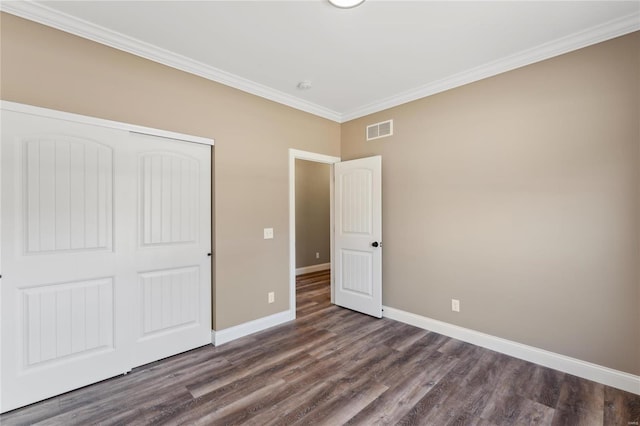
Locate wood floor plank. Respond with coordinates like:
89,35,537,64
212,356,349,425
242,373,342,425
2,270,635,425
194,379,286,426
515,399,557,425
377,321,429,352
243,341,400,424
603,386,640,426
294,305,351,330
346,350,459,425
293,377,388,426
526,365,566,409
307,318,393,359
554,373,604,424
395,368,469,425
373,335,451,390
188,344,319,398
551,408,603,426
480,391,555,426
481,391,524,425
441,351,509,417
260,341,398,424
65,387,194,426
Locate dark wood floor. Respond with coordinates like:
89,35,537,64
2,270,639,425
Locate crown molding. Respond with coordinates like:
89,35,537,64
2,2,638,124
340,11,640,122
0,1,342,123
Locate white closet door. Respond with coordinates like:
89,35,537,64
0,111,133,412
0,108,212,412
127,133,211,367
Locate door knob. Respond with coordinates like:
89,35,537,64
371,241,380,248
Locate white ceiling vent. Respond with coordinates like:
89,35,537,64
366,119,393,141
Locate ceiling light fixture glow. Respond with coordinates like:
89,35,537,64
328,0,365,9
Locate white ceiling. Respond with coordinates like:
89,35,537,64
3,1,639,122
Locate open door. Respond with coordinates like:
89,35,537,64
334,156,382,318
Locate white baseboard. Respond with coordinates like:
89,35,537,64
296,263,330,276
382,305,640,395
212,309,295,346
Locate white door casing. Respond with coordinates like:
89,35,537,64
0,105,212,412
334,156,382,318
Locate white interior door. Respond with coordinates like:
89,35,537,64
334,156,382,318
127,133,211,367
0,107,211,412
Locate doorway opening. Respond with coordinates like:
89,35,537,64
288,149,340,319
295,159,331,315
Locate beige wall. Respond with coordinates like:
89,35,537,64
0,13,341,330
295,160,331,268
341,32,640,375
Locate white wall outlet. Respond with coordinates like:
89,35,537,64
451,299,460,312
316,252,320,259
268,292,275,304
263,228,274,239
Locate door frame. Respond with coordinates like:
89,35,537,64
288,149,340,318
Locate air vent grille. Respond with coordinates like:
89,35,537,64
366,119,393,141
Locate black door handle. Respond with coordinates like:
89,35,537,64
371,242,379,248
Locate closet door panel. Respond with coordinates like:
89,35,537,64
1,111,132,413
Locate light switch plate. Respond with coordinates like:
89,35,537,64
264,228,274,239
